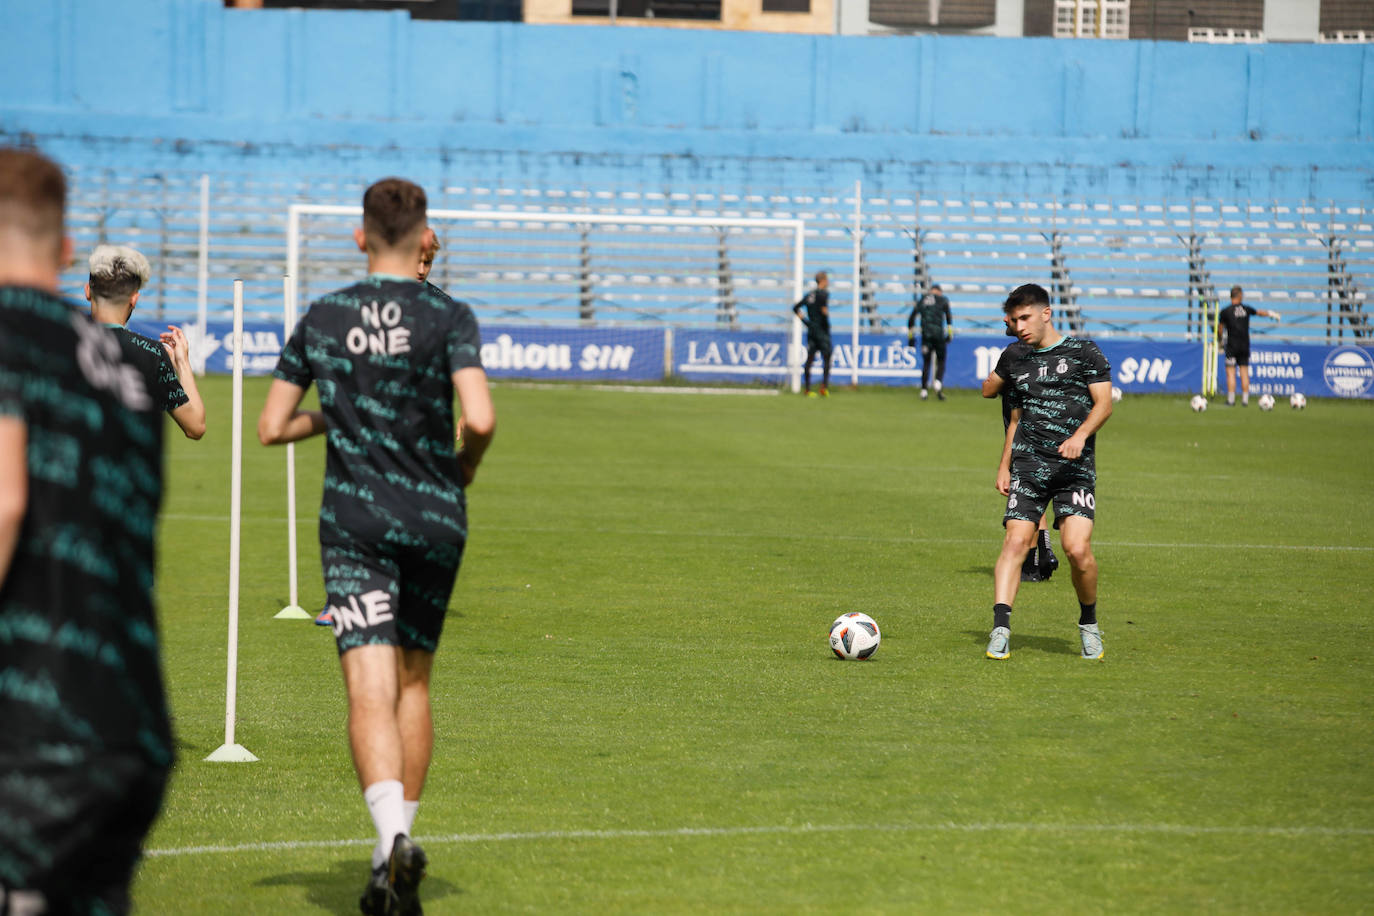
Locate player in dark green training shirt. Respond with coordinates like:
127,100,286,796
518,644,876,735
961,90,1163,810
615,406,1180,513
85,243,207,439
0,147,169,915
792,270,832,397
1216,284,1282,407
907,284,952,400
987,283,1112,662
260,177,494,916
982,316,1058,582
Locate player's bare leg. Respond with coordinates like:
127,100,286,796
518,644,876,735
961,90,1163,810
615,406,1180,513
989,520,1037,658
1225,363,1237,405
1059,515,1103,659
1239,365,1251,406
397,649,434,813
341,644,411,880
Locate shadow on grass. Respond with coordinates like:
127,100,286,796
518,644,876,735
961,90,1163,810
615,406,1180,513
256,858,461,914
962,629,1077,656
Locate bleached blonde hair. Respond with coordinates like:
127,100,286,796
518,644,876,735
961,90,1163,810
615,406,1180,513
88,244,150,302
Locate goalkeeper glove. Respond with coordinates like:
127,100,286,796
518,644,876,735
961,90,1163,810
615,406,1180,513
906,332,916,348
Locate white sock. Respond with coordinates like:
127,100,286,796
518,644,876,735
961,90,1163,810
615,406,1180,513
364,779,406,870
404,800,419,835
934,380,942,392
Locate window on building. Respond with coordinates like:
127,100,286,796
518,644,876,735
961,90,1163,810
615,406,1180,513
571,0,722,19
1053,0,1128,39
762,0,810,11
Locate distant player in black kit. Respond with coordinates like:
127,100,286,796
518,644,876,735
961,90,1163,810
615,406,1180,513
259,177,495,916
792,271,832,397
86,243,207,439
907,284,952,400
982,315,1058,582
1216,285,1282,406
0,147,169,915
987,283,1112,662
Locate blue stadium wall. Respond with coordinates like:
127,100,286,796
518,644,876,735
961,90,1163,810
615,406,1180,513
2,0,1372,203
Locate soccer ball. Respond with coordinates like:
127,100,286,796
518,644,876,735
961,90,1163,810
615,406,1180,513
1110,386,1123,403
1290,392,1307,410
1190,395,1208,412
1258,393,1275,411
829,612,881,660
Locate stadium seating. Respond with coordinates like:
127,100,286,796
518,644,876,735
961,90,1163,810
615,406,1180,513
61,164,1371,345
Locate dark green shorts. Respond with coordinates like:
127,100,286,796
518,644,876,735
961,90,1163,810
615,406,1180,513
1004,452,1097,528
321,537,464,655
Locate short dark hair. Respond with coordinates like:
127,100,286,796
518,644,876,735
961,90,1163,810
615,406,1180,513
815,270,828,283
1230,285,1243,298
362,177,427,249
1003,283,1050,313
0,147,66,254
930,284,941,292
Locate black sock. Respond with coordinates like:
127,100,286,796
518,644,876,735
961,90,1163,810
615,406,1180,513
993,603,1012,630
1040,529,1052,551
1079,602,1097,626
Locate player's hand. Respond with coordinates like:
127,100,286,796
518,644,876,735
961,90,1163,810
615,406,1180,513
945,329,953,341
1058,434,1086,460
996,467,1012,496
1271,311,1282,322
160,325,190,366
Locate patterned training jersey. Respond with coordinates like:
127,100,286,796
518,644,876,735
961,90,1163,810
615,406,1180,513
796,289,830,339
273,275,483,545
108,325,189,414
1217,302,1258,351
0,287,169,768
993,340,1033,430
1004,336,1111,462
909,293,952,340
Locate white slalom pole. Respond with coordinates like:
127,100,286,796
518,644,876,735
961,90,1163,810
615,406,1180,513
275,274,309,619
206,280,258,763
851,179,861,388
195,174,209,376
790,223,806,394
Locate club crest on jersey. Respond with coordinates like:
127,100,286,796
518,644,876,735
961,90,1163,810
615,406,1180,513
1056,358,1068,374
346,300,411,356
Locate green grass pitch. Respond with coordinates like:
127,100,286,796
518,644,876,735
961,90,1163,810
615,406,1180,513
135,378,1373,913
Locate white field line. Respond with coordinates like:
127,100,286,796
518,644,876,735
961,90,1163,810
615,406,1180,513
145,820,1374,859
158,515,1374,553
495,382,780,396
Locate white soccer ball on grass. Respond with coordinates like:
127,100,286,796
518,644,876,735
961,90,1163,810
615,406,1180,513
1190,395,1208,412
829,612,881,660
1110,386,1123,403
1290,392,1307,410
1258,393,1275,411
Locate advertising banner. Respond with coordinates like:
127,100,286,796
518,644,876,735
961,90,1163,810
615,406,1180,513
131,319,1373,399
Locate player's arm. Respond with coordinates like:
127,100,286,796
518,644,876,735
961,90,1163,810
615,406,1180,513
1261,309,1282,321
996,409,1019,496
453,367,495,486
906,305,918,346
161,325,206,440
0,416,26,591
1058,381,1113,460
981,371,1005,399
257,379,326,445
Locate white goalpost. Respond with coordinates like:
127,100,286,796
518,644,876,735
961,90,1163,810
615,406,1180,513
278,203,808,614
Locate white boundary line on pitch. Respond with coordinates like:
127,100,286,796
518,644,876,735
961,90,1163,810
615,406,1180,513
145,820,1374,858
495,382,780,396
156,515,1374,553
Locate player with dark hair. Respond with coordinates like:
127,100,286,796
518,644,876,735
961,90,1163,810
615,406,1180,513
907,283,952,401
982,314,1058,582
987,283,1112,662
0,147,169,915
792,270,832,397
259,176,495,916
86,243,207,439
1216,285,1281,407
